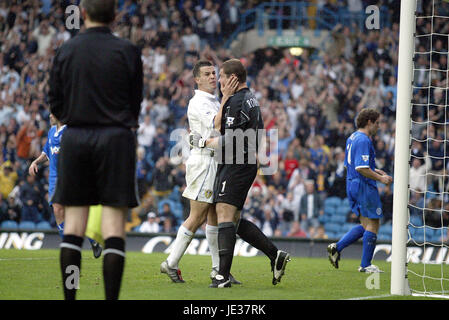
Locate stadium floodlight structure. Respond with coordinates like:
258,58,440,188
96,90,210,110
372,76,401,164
391,0,449,298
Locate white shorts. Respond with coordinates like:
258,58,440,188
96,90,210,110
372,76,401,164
182,151,217,204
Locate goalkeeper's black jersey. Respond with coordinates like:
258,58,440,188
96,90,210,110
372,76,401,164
219,87,264,164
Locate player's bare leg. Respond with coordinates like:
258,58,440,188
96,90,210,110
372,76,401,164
101,206,128,299
54,203,102,258
161,200,210,283
53,203,65,225
53,203,66,239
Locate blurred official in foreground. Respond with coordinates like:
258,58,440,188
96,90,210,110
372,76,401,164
48,0,142,300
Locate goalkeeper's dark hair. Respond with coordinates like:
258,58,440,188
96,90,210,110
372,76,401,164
356,108,380,129
222,59,246,83
80,0,116,24
193,60,213,78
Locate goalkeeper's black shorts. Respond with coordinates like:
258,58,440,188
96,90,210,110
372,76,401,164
52,126,139,208
213,163,258,210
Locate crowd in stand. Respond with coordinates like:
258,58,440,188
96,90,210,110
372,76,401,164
0,0,447,241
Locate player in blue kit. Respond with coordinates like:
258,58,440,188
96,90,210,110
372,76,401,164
29,114,102,258
327,108,392,273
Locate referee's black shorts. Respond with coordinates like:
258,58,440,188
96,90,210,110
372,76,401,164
213,163,258,210
52,126,139,208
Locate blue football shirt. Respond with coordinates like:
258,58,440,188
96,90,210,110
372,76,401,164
344,131,382,218
42,125,66,199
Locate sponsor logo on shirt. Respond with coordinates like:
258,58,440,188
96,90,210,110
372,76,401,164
50,146,60,155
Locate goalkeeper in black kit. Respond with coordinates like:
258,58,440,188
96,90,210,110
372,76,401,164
190,59,290,288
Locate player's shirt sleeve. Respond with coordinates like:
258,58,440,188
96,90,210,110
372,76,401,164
353,137,372,170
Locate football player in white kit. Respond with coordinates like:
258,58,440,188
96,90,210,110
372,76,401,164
160,60,240,283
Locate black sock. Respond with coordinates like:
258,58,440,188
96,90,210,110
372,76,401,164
218,222,236,280
237,218,278,261
103,237,125,300
60,234,84,300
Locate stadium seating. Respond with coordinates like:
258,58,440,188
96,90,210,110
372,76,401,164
324,222,341,235
324,197,342,210
378,223,392,236
340,223,358,234
18,221,36,230
158,198,183,225
168,185,181,202
335,205,350,216
329,214,346,224
1,220,19,229
36,221,52,230
410,215,424,227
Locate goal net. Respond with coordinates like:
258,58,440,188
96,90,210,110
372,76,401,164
403,0,449,298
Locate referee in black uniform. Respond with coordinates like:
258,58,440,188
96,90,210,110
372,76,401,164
190,59,290,288
48,0,142,300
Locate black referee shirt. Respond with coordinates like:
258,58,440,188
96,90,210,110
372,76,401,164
48,26,142,128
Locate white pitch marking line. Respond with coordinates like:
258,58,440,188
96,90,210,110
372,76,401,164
0,257,56,261
343,294,394,300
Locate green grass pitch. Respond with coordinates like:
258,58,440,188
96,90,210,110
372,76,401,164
0,249,446,300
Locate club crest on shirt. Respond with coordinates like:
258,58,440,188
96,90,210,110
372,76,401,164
205,190,213,199
226,117,234,126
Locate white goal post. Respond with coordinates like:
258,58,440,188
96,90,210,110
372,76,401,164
390,0,416,296
391,0,449,298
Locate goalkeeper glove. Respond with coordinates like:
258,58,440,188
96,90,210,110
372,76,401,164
189,132,206,148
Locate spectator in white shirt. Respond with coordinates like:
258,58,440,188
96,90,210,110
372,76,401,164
32,20,56,56
137,114,157,149
139,212,161,233
409,156,431,193
181,26,200,52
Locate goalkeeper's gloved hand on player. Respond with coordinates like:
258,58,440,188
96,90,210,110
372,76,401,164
189,131,206,148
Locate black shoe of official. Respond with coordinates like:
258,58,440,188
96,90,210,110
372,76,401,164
271,250,291,285
210,268,242,285
91,240,103,259
209,274,231,288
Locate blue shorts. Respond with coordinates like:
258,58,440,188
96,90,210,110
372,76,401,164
48,177,57,205
48,184,55,206
347,178,383,219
